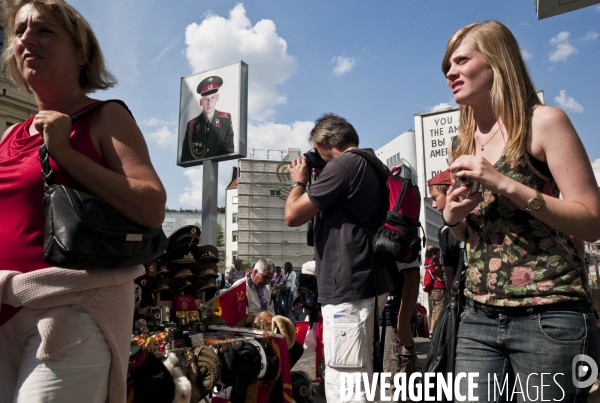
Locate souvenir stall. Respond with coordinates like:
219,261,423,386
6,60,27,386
128,226,299,403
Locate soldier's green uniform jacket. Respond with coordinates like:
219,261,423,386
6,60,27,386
181,110,234,161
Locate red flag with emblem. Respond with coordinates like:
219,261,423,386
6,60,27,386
273,336,294,403
212,280,247,326
294,320,310,345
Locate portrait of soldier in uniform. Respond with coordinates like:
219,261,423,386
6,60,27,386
181,75,235,162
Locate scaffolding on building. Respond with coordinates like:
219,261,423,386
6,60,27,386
236,148,314,269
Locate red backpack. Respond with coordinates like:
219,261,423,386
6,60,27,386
348,150,425,263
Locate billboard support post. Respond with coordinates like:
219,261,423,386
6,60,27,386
202,160,219,245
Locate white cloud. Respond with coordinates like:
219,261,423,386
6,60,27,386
143,118,177,148
153,38,179,63
521,49,533,61
580,31,599,41
550,31,570,45
430,103,453,112
554,90,584,113
247,120,314,151
178,160,238,208
430,98,457,112
185,4,297,122
549,31,578,62
592,158,600,169
179,168,204,206
332,56,356,76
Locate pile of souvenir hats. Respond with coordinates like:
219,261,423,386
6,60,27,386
135,225,221,305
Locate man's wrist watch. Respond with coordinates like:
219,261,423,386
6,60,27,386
291,181,306,190
522,192,545,213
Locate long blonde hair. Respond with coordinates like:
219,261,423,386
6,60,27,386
441,21,541,167
1,0,116,93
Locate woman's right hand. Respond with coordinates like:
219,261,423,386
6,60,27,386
33,111,73,160
443,177,482,226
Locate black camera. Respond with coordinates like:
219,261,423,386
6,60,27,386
303,148,326,171
455,177,479,195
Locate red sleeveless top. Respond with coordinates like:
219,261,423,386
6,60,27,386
0,101,106,325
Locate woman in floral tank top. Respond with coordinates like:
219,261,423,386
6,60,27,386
441,21,600,402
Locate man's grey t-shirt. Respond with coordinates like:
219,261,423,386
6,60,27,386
307,148,390,305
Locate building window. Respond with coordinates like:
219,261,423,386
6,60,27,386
232,213,238,223
0,27,4,55
232,196,238,204
386,153,401,169
269,189,281,196
232,231,239,242
232,251,238,261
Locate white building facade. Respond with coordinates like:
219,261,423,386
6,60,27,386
225,149,314,270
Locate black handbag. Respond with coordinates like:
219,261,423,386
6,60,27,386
279,273,291,296
424,241,466,402
39,100,168,269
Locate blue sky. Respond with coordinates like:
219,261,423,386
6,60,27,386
68,0,600,208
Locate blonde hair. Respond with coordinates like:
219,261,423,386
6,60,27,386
428,184,449,195
1,0,116,93
441,21,541,167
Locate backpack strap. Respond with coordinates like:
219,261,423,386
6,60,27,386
344,148,389,373
346,148,390,181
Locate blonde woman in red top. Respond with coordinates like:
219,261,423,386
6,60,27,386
0,1,165,402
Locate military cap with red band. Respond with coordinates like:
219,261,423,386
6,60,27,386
197,76,223,96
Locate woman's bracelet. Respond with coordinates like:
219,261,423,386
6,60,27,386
442,211,460,227
444,219,460,228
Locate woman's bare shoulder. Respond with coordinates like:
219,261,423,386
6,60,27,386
93,101,136,131
531,104,571,134
0,123,20,145
530,104,577,157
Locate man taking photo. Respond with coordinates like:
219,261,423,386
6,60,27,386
285,113,390,403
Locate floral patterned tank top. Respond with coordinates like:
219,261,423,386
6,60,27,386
464,152,590,307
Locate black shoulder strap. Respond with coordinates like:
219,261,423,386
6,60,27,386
39,99,133,189
450,228,467,300
345,149,389,372
71,99,133,123
346,148,389,180
345,148,390,226
451,136,459,153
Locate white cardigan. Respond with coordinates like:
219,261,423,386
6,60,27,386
0,265,144,403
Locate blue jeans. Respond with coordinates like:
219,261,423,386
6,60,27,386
283,292,298,320
455,298,600,403
272,292,285,316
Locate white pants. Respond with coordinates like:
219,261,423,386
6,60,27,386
0,306,111,403
322,294,387,403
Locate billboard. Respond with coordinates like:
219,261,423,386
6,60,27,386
415,107,460,197
536,0,600,19
177,61,248,167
